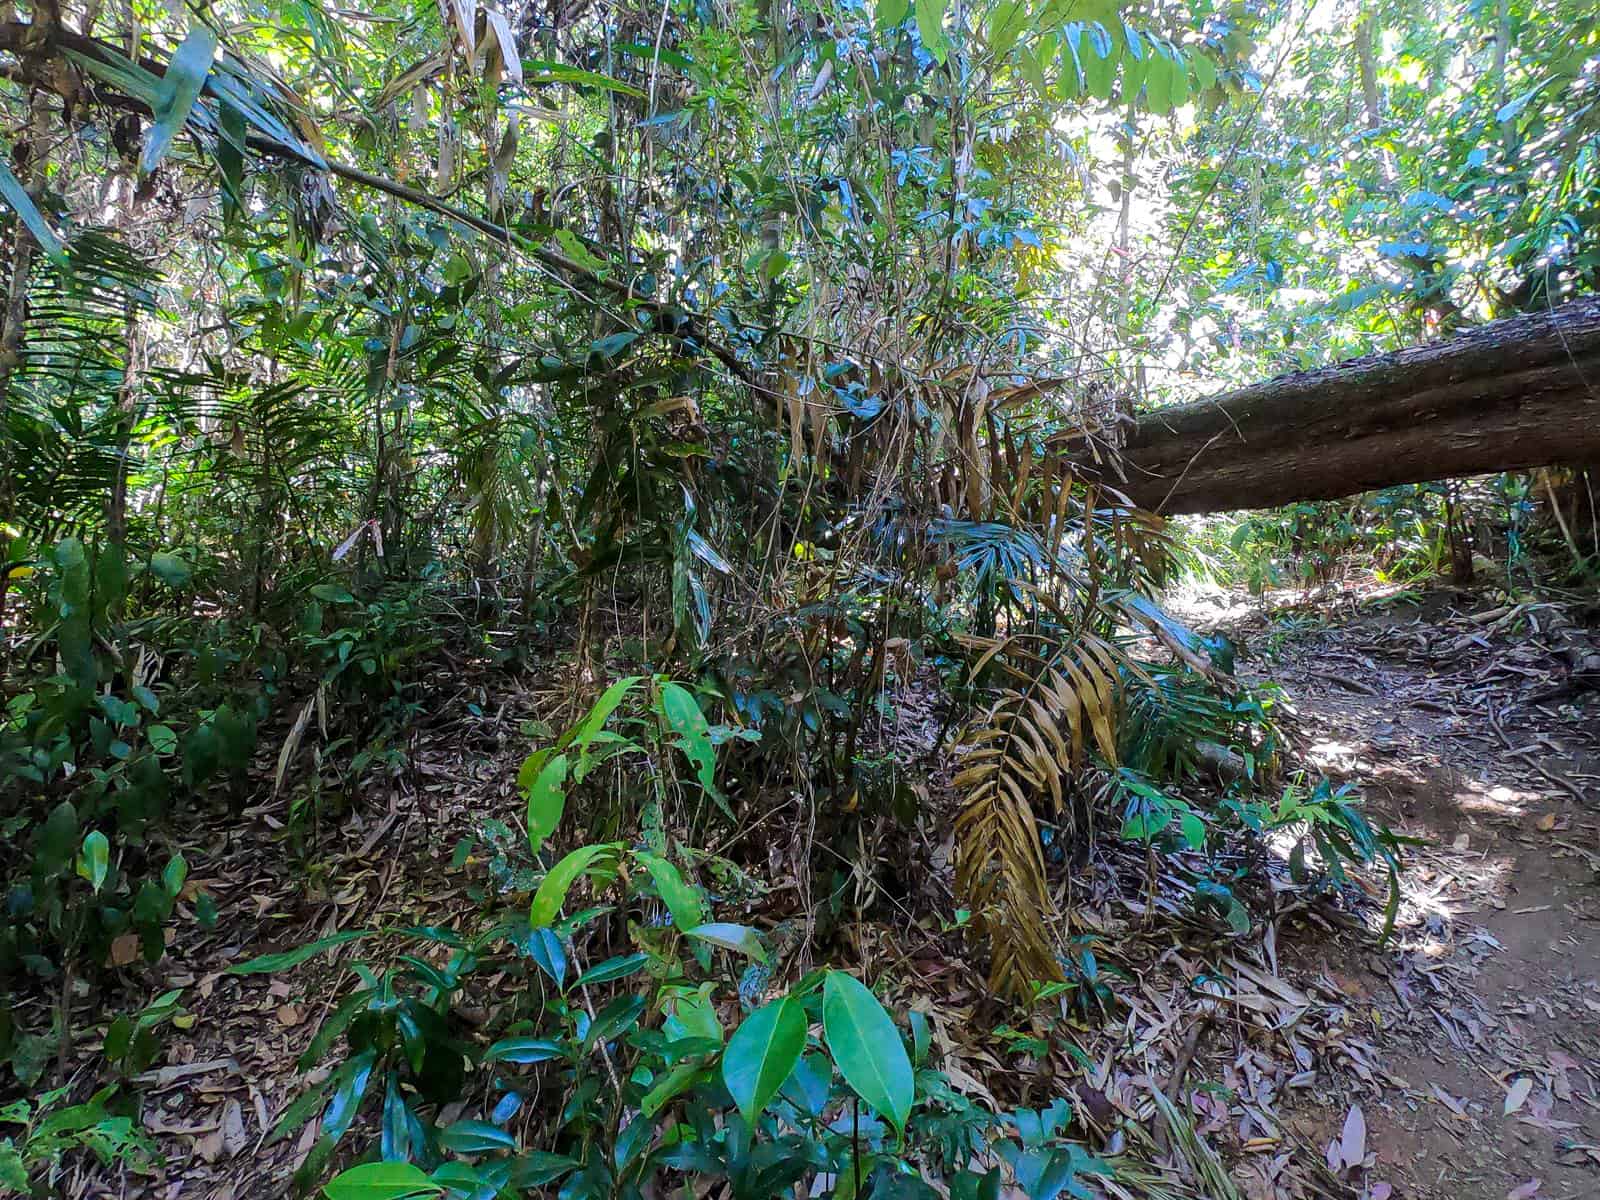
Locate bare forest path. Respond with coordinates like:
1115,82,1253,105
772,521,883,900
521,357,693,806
1181,585,1600,1200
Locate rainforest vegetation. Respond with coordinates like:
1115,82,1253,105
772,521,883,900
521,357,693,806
0,0,1597,1197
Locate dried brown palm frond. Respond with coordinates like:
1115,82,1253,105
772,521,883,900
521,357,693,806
952,629,1126,998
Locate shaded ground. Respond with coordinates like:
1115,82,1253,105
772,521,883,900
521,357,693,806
1182,585,1600,1200
36,586,1600,1199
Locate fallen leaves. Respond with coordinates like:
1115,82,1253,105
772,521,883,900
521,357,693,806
1503,1075,1533,1115
1326,1103,1367,1175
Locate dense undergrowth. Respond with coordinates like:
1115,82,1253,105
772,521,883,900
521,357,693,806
2,0,1598,1195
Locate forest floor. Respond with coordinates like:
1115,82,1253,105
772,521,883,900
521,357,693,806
1180,583,1600,1200
49,583,1600,1200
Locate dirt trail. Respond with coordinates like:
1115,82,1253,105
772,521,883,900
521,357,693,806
1202,587,1600,1200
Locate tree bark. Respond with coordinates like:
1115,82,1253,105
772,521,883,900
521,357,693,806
1058,297,1600,515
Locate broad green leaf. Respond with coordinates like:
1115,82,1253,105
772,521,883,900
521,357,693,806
582,993,646,1053
572,951,650,988
987,0,1030,59
552,228,612,278
142,26,219,174
1082,30,1118,100
437,1120,517,1154
484,1037,565,1065
876,0,910,28
685,922,767,962
0,157,65,263
641,1060,710,1116
571,676,643,760
148,552,192,588
722,996,807,1125
1141,45,1173,114
656,683,717,794
1179,810,1205,850
915,0,947,59
822,972,913,1132
77,831,109,893
526,753,568,856
322,1161,441,1200
529,843,620,928
524,926,567,986
322,1048,377,1143
163,853,188,898
632,851,705,932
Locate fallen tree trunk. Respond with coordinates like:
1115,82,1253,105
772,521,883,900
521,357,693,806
1061,297,1600,515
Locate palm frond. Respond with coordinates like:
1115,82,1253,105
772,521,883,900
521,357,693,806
952,630,1126,997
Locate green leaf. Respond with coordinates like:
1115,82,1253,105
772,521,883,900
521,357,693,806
0,157,66,263
822,972,913,1132
582,993,646,1053
163,853,189,898
632,851,705,932
572,951,650,988
77,831,109,893
552,228,612,278
909,1010,931,1066
641,1060,710,1116
322,1048,377,1143
227,930,376,974
525,754,568,857
322,1161,441,1200
483,1037,565,1065
722,996,807,1125
1082,31,1118,100
148,552,192,587
142,25,219,174
146,723,179,754
876,0,910,28
437,1120,517,1154
685,922,767,962
570,676,643,762
522,60,645,97
529,844,620,928
987,0,1030,58
914,0,947,59
657,682,717,794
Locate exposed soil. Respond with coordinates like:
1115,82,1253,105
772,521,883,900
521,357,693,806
1190,585,1600,1200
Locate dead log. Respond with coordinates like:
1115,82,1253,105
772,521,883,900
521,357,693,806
1061,298,1600,515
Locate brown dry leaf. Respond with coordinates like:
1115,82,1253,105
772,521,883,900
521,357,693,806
220,1098,247,1159
110,933,140,966
1504,1075,1533,1115
1535,812,1557,832
1339,1103,1366,1171
1431,1083,1469,1116
195,1127,224,1164
277,1003,303,1027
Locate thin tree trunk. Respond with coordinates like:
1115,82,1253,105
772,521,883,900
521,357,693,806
0,92,48,671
